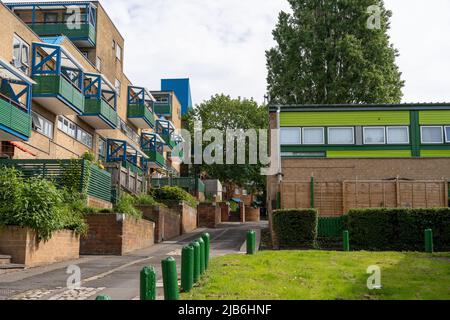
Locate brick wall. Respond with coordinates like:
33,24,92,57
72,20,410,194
80,214,154,255
198,203,221,228
245,206,260,222
138,205,181,243
87,196,113,210
0,226,79,267
179,202,197,234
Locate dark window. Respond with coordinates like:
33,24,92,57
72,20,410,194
44,13,58,23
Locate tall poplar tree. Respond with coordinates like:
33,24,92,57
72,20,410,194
266,0,404,104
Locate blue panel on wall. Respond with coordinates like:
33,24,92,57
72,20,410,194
161,78,193,115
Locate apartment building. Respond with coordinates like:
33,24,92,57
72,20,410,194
0,1,182,200
268,103,450,217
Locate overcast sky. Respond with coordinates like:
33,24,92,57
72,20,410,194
6,0,450,105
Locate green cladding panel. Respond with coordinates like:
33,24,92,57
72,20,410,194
84,98,118,128
0,99,31,138
127,103,155,128
419,111,450,125
280,111,410,127
30,23,96,45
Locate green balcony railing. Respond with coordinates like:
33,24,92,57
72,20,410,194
122,160,144,176
30,23,96,45
153,102,171,115
127,103,155,128
0,98,31,140
161,134,177,150
33,75,85,113
84,98,118,128
147,150,166,168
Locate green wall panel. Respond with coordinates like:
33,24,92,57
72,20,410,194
420,150,450,157
280,111,410,127
327,150,412,158
419,110,450,125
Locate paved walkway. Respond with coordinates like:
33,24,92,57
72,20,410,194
0,221,267,300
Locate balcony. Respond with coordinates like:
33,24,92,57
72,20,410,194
0,59,33,141
151,91,172,116
31,42,85,115
7,2,97,47
146,150,166,168
141,133,166,169
127,86,155,129
80,73,118,129
155,119,177,150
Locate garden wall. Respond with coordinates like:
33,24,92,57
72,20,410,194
198,203,221,228
245,206,261,222
0,227,79,267
80,214,154,255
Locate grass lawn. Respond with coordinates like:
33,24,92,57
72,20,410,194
182,251,450,300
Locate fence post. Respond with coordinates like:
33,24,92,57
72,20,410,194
191,241,201,283
201,233,210,270
140,266,156,300
343,230,350,252
181,245,194,293
198,237,206,275
96,295,111,300
161,257,179,300
247,230,256,254
425,229,434,253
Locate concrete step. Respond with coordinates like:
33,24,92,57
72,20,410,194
0,255,12,265
0,263,25,275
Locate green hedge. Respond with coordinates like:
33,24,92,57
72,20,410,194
272,209,318,249
347,208,450,251
151,186,198,208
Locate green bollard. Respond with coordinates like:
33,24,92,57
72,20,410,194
96,295,111,300
202,233,211,270
161,257,179,300
198,237,205,275
247,230,256,255
425,229,433,253
140,266,156,300
343,230,350,252
191,241,201,283
181,245,194,293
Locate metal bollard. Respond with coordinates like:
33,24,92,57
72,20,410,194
425,229,433,253
161,257,179,300
202,233,211,270
140,266,156,300
96,295,111,300
247,230,256,255
198,237,205,275
191,241,201,283
343,230,350,252
181,245,194,293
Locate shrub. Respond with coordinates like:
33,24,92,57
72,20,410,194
230,201,239,213
114,193,142,219
347,208,450,251
272,209,318,249
134,193,158,206
151,186,198,208
0,169,88,241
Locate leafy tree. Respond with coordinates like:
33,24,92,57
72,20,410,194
266,0,404,104
184,94,268,198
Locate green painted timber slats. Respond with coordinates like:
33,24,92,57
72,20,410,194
419,110,450,125
127,103,155,128
280,111,410,127
121,160,144,176
147,150,166,168
0,99,31,138
318,216,346,238
33,75,85,113
84,98,118,128
153,102,172,115
30,23,96,45
88,164,113,202
161,134,177,149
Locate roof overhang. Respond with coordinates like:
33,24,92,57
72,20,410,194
0,57,36,85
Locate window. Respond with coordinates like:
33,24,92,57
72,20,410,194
31,112,53,139
58,116,93,148
445,127,450,143
98,138,106,161
44,13,58,23
387,126,409,144
115,79,121,96
328,127,354,145
12,35,29,74
421,126,443,144
115,44,122,60
96,57,102,71
363,127,386,144
303,127,324,145
112,40,116,49
280,128,301,145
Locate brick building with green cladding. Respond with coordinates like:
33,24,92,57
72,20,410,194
267,103,450,217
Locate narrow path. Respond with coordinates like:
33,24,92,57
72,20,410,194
0,222,267,300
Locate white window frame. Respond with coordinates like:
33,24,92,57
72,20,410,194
12,35,30,74
58,116,93,148
32,111,53,139
280,127,301,145
444,126,450,143
386,126,410,145
302,127,325,145
421,126,443,144
363,126,386,145
327,127,355,145
96,56,102,71
115,79,121,96
115,44,122,61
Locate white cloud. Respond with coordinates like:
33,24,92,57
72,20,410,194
5,0,450,104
